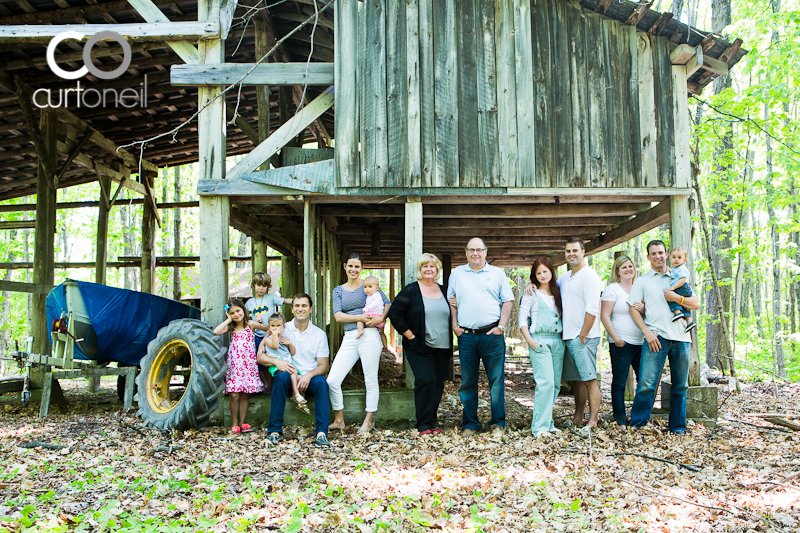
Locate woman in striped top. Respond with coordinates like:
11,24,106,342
327,253,391,433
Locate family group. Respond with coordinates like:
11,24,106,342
213,236,698,448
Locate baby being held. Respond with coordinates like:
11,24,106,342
666,247,696,334
358,276,388,349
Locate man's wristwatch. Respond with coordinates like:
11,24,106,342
498,324,506,332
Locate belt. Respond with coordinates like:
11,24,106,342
461,321,499,335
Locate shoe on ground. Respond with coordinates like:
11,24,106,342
462,428,479,437
577,426,596,436
314,433,331,447
491,425,505,435
684,321,697,333
419,429,433,436
672,314,683,322
267,432,281,444
230,425,241,435
240,423,253,433
431,428,444,435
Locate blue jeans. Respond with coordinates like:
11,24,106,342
629,336,689,433
457,332,506,430
667,283,693,318
267,372,330,436
608,342,642,426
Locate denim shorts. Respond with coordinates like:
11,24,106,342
562,337,600,382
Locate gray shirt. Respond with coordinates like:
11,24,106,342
628,269,695,343
423,295,451,349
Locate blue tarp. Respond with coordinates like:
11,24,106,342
45,280,201,366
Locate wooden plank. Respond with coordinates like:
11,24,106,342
0,280,54,294
647,12,672,35
171,63,334,85
513,0,535,187
477,0,500,187
0,22,219,42
584,199,670,254
672,65,691,189
321,203,653,218
669,195,698,384
652,36,676,187
494,0,519,187
433,0,459,188
242,160,335,194
419,0,436,187
406,0,422,188
604,19,622,187
670,43,696,65
619,24,642,187
334,0,360,187
624,1,652,26
567,0,589,187
638,32,658,187
303,198,315,305
54,140,147,195
281,147,335,166
404,196,422,389
550,0,573,187
363,0,388,187
127,0,199,63
586,13,608,187
227,86,334,181
458,0,480,187
385,0,408,188
0,220,35,229
531,0,552,187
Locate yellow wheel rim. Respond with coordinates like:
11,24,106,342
146,339,191,413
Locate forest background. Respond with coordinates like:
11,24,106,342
0,0,798,384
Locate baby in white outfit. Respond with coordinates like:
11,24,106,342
358,276,387,349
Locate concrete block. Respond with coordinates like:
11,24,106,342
660,381,718,420
223,388,416,429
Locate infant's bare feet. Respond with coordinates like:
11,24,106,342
356,331,363,339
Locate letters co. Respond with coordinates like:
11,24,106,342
34,31,148,109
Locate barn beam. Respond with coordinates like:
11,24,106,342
171,63,334,86
0,22,219,43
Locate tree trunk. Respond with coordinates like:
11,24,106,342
173,166,182,301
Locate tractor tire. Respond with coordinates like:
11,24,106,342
135,319,226,430
117,369,139,404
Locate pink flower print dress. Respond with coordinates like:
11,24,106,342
225,327,262,394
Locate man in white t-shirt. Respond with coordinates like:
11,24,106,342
557,238,602,430
257,293,331,447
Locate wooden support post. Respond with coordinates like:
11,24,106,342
670,195,700,386
252,239,268,275
321,222,328,336
95,173,110,286
303,197,316,324
255,15,270,171
198,0,229,331
404,196,423,388
315,221,323,331
31,109,56,384
140,175,157,294
280,254,295,317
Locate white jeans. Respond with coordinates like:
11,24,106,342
327,329,382,412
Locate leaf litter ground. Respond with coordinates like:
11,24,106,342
0,370,798,532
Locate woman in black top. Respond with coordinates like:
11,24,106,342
387,253,451,435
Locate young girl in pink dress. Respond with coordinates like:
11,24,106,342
213,298,263,434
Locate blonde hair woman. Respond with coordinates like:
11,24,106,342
599,255,645,429
387,253,451,435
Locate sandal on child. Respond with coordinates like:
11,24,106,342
240,423,253,433
230,425,241,435
295,402,311,415
291,393,307,405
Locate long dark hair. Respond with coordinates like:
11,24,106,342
225,298,250,333
530,258,562,317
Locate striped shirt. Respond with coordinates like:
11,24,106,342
332,284,390,332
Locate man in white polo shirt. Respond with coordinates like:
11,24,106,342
448,237,514,436
628,240,699,434
257,293,331,447
558,237,603,431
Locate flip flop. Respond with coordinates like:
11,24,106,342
230,426,241,435
240,423,253,433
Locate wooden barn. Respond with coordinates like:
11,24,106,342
0,0,744,422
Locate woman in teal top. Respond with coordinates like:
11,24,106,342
518,257,565,437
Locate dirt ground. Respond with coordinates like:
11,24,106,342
0,364,798,532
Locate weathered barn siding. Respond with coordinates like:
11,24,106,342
335,0,678,189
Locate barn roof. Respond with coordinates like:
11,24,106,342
0,0,745,201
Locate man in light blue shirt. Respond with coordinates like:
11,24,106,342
448,237,514,436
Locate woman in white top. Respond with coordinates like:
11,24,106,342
518,258,565,437
600,255,645,428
